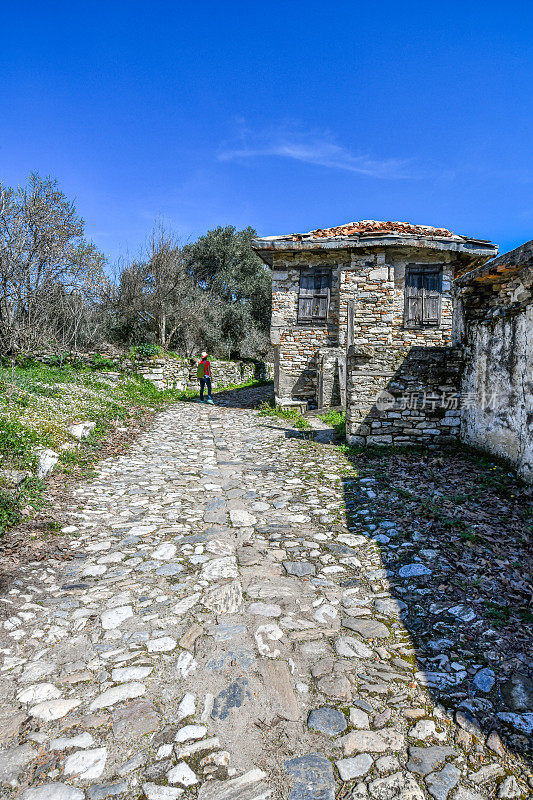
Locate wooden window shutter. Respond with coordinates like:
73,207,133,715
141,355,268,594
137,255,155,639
422,271,442,325
298,268,331,323
298,271,316,322
405,266,442,327
405,270,424,326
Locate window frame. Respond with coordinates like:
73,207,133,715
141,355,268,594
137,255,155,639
297,267,332,324
403,264,443,328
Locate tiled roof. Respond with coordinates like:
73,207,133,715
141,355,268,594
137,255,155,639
251,220,498,265
310,219,455,239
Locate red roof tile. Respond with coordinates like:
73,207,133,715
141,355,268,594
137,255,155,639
310,219,454,239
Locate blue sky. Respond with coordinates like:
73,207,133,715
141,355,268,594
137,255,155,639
1,1,532,263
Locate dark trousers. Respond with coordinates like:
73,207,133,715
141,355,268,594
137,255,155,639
200,377,212,400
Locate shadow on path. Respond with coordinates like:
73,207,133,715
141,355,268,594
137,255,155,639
187,382,274,410
339,443,533,765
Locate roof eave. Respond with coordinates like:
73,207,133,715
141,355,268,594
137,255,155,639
252,235,498,267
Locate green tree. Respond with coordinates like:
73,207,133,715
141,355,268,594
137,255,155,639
184,225,271,358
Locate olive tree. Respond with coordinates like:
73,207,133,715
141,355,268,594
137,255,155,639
184,225,271,358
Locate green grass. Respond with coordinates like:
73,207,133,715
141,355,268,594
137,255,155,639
318,408,346,438
484,601,512,626
0,416,41,469
483,600,533,627
459,528,482,544
517,608,533,625
257,401,311,429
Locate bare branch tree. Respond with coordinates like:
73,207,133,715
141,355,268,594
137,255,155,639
0,173,107,354
113,223,211,353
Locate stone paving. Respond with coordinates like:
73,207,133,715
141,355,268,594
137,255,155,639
0,393,530,799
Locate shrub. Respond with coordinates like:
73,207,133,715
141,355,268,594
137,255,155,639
92,353,116,370
130,343,161,360
0,489,21,533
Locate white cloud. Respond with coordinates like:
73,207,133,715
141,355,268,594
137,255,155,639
218,123,414,179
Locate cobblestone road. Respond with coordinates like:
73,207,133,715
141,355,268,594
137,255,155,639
0,395,530,799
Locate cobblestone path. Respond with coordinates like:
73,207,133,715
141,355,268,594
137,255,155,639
0,397,530,799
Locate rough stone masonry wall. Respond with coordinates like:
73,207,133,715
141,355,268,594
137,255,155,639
346,344,463,446
272,247,456,406
135,357,270,391
345,248,459,444
456,266,533,482
345,247,455,350
271,252,345,402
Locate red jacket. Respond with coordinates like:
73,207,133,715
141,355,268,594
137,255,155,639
200,358,211,378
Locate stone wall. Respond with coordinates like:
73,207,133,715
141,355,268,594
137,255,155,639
13,351,273,392
271,247,456,407
345,248,455,350
344,249,459,443
137,358,272,391
455,247,533,482
343,238,533,473
271,252,343,403
346,344,463,446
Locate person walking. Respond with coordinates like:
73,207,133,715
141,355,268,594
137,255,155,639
197,351,214,404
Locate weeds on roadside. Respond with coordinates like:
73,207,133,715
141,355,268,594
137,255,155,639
484,601,512,626
318,408,346,438
484,600,533,627
0,489,21,532
0,416,40,469
257,401,311,429
0,476,45,534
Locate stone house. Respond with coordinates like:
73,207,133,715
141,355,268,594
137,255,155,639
252,220,497,413
454,240,533,482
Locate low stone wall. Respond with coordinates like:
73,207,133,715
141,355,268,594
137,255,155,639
9,351,273,392
346,345,463,446
137,358,272,391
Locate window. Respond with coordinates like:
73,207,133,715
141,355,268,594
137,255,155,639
404,265,443,327
298,268,332,323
